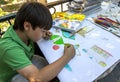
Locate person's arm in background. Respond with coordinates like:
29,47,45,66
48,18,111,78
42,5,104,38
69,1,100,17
17,44,75,82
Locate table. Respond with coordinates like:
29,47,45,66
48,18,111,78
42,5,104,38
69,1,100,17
37,2,120,82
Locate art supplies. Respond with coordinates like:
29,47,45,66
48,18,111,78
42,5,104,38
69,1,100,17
87,17,120,37
52,12,86,33
53,19,82,33
97,17,120,28
52,12,85,21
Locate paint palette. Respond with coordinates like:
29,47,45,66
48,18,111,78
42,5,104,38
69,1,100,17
53,19,82,32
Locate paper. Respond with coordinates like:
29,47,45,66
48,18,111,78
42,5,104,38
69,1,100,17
37,20,120,82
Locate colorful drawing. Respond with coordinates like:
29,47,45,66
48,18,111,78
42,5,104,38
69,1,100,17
50,35,64,44
82,46,108,67
64,64,72,72
91,45,113,59
62,31,75,40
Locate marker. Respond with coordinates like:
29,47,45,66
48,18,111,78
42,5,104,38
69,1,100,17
64,43,71,48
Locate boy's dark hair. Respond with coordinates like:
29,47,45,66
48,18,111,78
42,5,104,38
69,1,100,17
13,2,52,31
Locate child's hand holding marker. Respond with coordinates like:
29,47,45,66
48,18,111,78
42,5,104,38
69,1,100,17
64,43,76,59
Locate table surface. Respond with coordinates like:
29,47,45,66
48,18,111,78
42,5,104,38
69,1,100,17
37,3,120,82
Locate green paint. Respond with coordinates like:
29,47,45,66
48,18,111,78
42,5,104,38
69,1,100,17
50,35,64,44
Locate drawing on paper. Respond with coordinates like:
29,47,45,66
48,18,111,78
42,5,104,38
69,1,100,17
50,35,64,44
82,45,112,67
53,45,60,50
65,64,72,72
62,31,75,40
91,45,113,59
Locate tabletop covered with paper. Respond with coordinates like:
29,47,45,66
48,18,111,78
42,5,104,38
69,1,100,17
37,2,120,81
37,16,120,82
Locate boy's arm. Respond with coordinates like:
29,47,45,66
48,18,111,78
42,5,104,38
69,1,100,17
17,45,75,82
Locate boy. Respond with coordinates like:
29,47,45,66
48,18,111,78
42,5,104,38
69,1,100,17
0,2,75,82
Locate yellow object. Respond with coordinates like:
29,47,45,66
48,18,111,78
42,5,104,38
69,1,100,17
60,23,68,28
52,12,86,21
99,61,107,67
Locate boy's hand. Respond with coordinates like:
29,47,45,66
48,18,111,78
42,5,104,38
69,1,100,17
64,44,75,59
43,31,52,40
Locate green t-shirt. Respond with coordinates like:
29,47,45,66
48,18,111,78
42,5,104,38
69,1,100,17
0,26,34,82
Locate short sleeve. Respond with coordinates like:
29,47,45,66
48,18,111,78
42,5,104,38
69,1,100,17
3,47,32,70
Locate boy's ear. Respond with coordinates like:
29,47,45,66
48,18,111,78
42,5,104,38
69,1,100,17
24,21,32,31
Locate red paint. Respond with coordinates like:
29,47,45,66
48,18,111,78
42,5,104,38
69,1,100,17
53,45,60,50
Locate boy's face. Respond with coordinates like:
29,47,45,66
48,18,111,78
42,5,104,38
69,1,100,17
28,27,44,41
24,22,45,41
